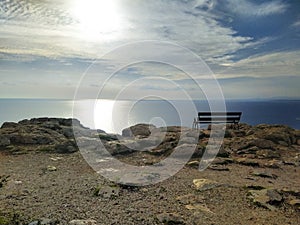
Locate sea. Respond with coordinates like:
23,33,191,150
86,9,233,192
0,99,299,134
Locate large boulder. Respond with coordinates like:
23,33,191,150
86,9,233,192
122,124,156,138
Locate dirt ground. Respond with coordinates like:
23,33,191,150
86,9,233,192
0,150,300,225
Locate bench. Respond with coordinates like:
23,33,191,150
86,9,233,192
192,112,242,129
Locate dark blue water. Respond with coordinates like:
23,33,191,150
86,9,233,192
0,99,299,133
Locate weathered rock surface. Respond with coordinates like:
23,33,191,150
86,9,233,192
247,188,283,210
193,179,219,191
1,118,299,168
0,136,10,147
122,123,156,138
0,118,96,154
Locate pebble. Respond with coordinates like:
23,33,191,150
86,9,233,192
47,166,57,171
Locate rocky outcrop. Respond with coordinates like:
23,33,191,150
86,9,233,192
1,118,299,167
0,118,94,153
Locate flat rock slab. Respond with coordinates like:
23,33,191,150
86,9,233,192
247,188,283,210
193,179,219,191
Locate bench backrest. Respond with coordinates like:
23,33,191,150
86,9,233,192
197,112,242,124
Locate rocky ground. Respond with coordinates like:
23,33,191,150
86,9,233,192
0,118,300,225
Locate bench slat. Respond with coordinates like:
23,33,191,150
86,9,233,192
194,112,242,126
198,112,242,116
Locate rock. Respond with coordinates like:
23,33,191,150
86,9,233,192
247,188,282,210
69,219,97,225
250,171,278,179
55,141,77,153
106,140,135,155
234,158,260,167
237,146,259,155
250,139,275,149
255,125,294,146
98,133,119,141
122,124,156,138
208,164,229,171
217,146,231,157
61,127,74,138
193,179,219,191
1,122,19,129
47,166,57,171
156,212,185,224
186,160,199,167
281,188,300,197
263,160,281,168
93,185,120,199
256,149,280,159
0,136,10,147
288,199,300,207
297,139,300,146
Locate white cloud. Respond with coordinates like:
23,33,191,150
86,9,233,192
216,51,300,78
0,0,256,66
292,19,300,28
225,0,288,17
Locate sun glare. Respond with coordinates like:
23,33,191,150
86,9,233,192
94,99,116,133
71,0,122,40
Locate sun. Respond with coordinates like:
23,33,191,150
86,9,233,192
71,0,122,40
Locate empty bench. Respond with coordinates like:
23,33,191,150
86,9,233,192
193,112,242,129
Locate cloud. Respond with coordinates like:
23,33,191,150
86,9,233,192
292,19,300,28
0,0,257,66
224,0,288,17
216,50,300,78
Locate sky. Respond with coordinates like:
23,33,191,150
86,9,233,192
0,0,300,100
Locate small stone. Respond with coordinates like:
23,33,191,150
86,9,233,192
187,161,199,167
140,188,148,193
14,180,22,185
47,166,57,171
69,219,97,225
193,179,219,191
93,185,120,199
50,157,62,161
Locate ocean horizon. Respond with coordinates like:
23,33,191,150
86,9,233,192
0,98,300,134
